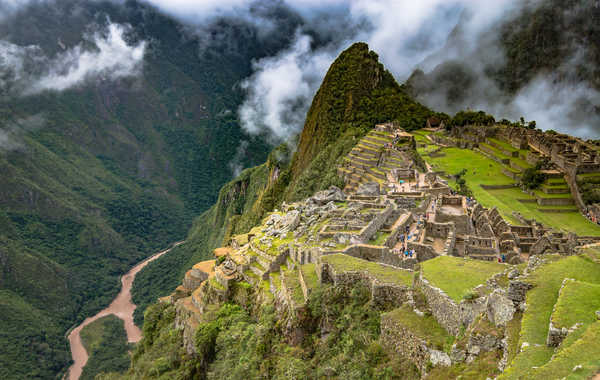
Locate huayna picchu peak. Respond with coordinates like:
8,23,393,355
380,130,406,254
2,2,600,380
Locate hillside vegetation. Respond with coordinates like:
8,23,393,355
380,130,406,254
0,0,297,377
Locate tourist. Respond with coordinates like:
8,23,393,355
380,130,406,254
501,254,506,263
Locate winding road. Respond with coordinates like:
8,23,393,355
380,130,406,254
65,241,184,380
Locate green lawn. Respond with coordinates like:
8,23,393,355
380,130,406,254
480,142,511,160
384,305,454,351
529,321,600,380
322,254,413,286
420,256,506,302
500,255,600,379
422,145,600,235
488,137,518,153
552,279,600,329
426,147,515,186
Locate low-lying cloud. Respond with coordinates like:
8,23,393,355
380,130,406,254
238,33,338,142
0,21,145,96
0,113,45,151
28,22,146,94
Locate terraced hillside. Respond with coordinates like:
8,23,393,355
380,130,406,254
338,125,421,193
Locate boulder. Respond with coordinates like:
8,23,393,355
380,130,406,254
487,289,516,326
357,182,380,196
281,210,301,231
429,349,451,367
311,186,346,205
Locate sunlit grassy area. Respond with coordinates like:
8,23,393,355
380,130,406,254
529,321,600,380
500,254,600,380
420,256,505,302
300,263,319,290
421,144,600,235
552,280,600,329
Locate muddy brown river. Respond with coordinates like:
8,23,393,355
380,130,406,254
65,241,184,380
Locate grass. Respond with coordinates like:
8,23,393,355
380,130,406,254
480,142,511,160
322,254,413,286
488,137,518,152
425,148,600,236
552,279,600,329
528,321,600,380
384,305,454,351
426,147,515,186
420,145,600,235
269,271,281,291
300,264,319,290
420,256,505,303
500,255,600,379
209,277,226,292
282,266,305,304
427,351,502,380
368,231,390,246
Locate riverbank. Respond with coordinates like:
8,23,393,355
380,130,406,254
66,241,184,380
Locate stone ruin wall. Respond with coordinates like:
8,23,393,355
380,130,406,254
415,274,487,336
380,314,432,374
317,261,411,309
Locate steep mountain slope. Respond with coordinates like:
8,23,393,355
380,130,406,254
0,1,299,378
131,40,436,339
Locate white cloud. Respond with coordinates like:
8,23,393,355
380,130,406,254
238,32,337,142
0,22,145,96
28,22,146,93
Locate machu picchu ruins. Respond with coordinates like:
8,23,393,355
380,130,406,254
161,120,600,379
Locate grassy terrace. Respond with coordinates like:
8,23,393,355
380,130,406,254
420,256,505,303
500,254,600,380
488,137,518,152
481,142,511,160
384,305,454,351
283,267,305,304
422,145,600,235
552,280,600,329
322,254,413,286
528,321,600,380
269,271,281,291
300,263,319,290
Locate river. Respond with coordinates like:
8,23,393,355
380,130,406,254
65,241,184,380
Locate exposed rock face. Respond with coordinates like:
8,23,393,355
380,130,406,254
486,289,516,326
507,280,533,307
546,322,569,347
357,182,380,196
310,186,346,205
429,349,451,367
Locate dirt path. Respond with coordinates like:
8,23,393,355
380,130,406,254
65,241,184,380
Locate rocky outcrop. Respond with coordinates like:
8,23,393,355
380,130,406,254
486,289,516,326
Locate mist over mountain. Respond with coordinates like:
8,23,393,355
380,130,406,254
1,0,600,379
